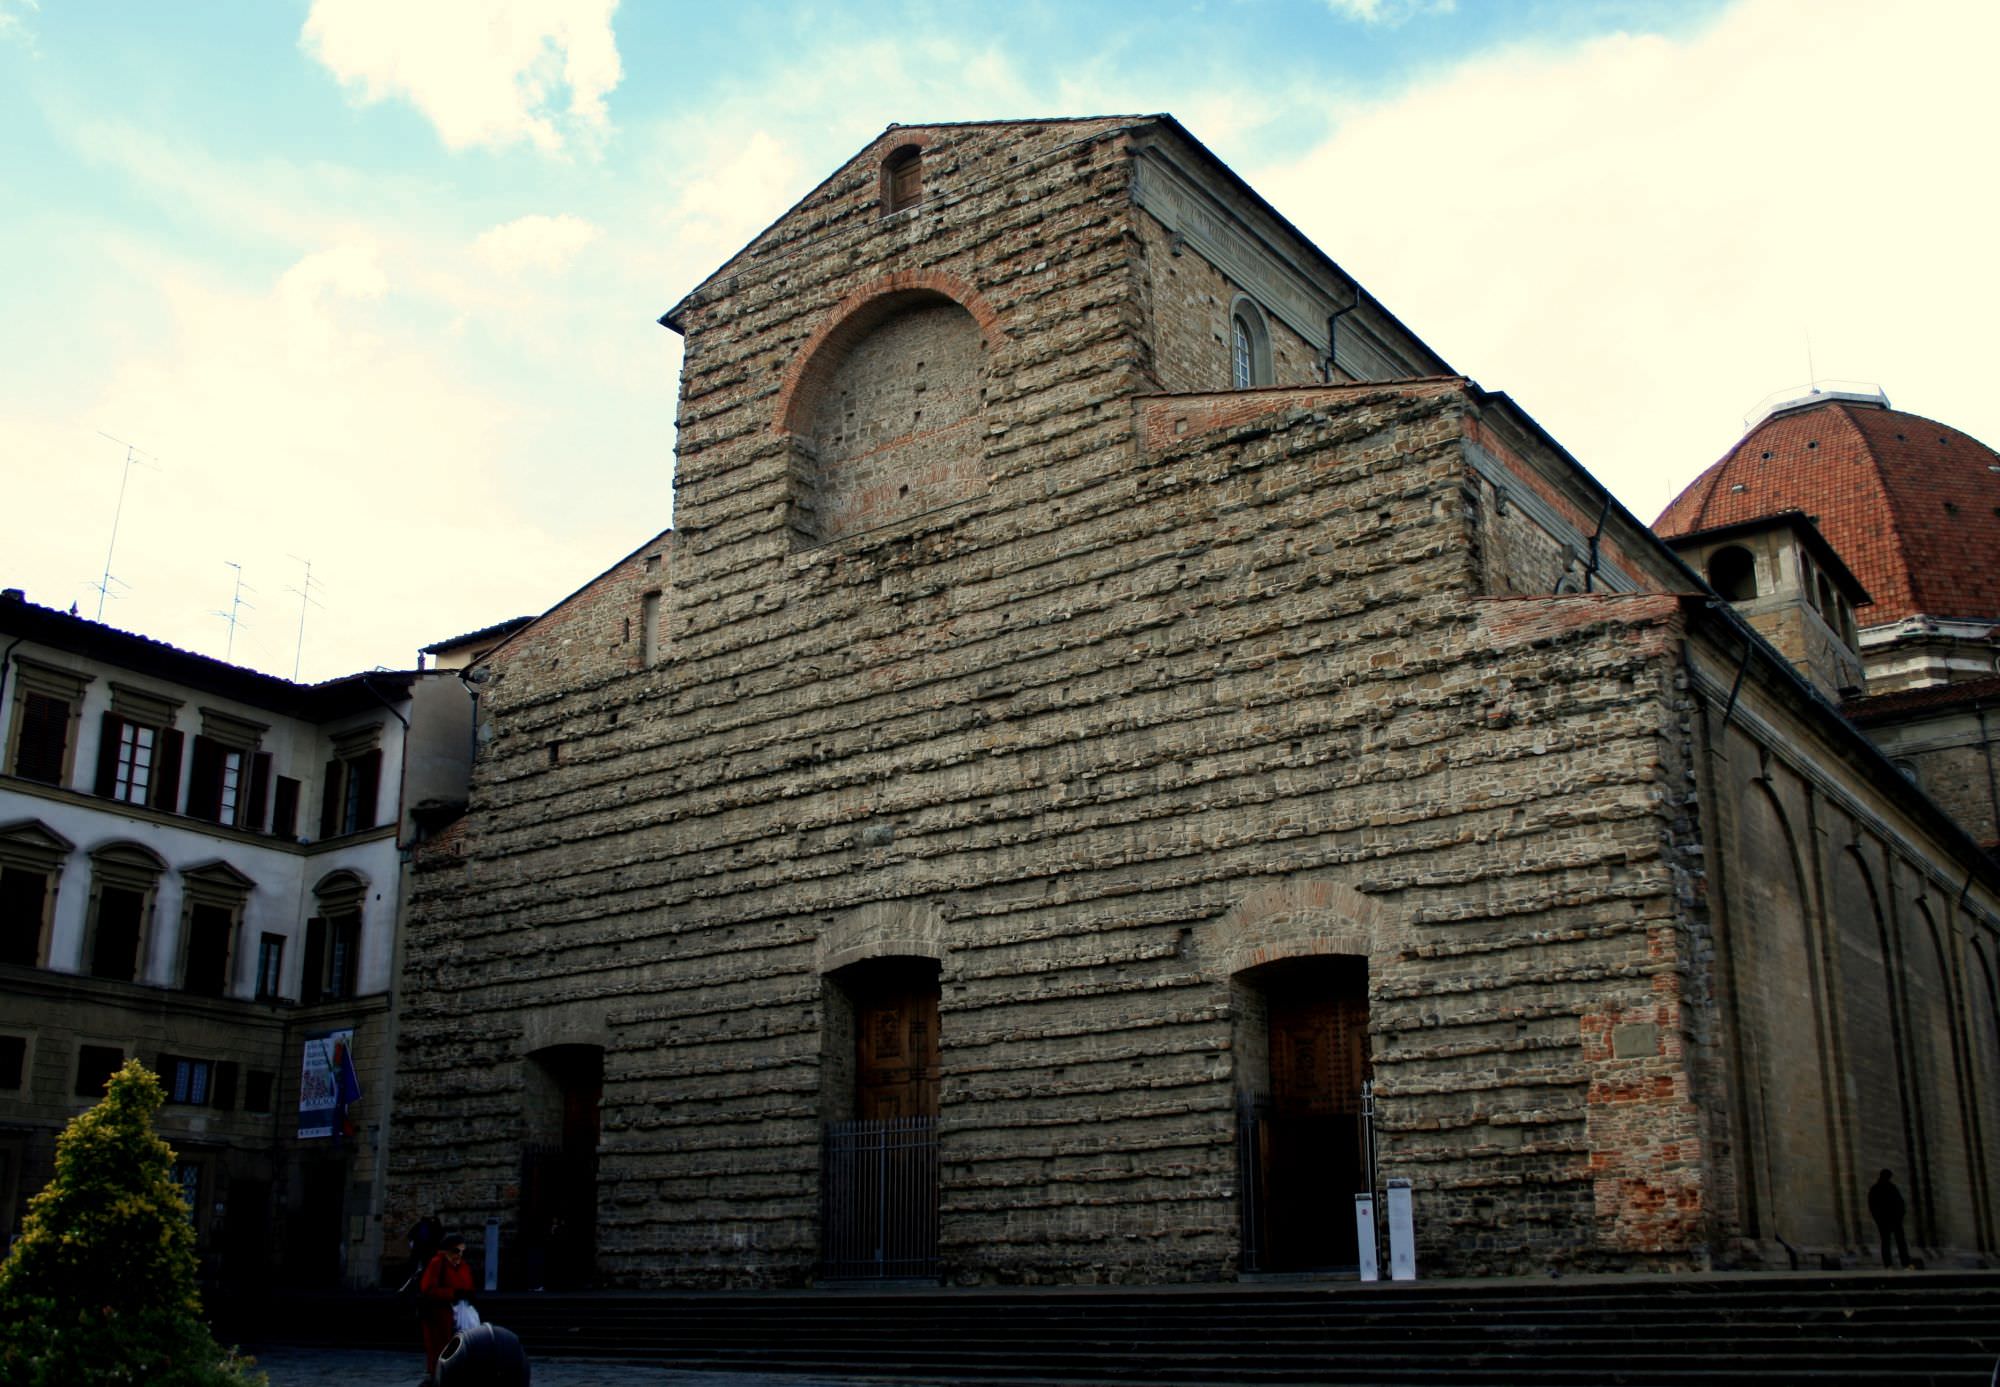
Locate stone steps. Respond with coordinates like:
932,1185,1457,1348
229,1271,2000,1385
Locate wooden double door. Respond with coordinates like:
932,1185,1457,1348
1244,967,1372,1272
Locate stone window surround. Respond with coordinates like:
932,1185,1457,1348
5,657,91,787
305,868,367,1002
0,1028,33,1093
71,1036,129,1099
108,681,184,729
0,818,73,968
83,841,166,983
177,859,254,996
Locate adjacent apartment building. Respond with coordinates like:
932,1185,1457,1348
0,589,478,1287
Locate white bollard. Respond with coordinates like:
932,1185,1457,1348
1354,1193,1379,1281
484,1215,500,1292
1386,1178,1416,1281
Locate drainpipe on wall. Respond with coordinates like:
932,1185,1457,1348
1326,294,1360,383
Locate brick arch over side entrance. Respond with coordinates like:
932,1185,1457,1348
815,898,951,977
775,272,1005,545
1210,876,1389,979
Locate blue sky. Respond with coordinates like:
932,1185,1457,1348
3,0,1993,680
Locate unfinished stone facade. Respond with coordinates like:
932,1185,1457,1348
389,117,2000,1287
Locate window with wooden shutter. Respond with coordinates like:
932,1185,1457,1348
90,886,145,981
301,916,326,1003
150,728,184,812
85,843,163,984
12,691,74,784
0,820,69,969
96,687,184,809
326,912,360,1000
186,736,224,822
179,860,251,997
319,759,342,838
0,867,48,968
318,732,385,837
255,931,285,1000
182,902,233,996
304,870,366,1002
244,751,272,832
183,709,265,827
272,776,301,839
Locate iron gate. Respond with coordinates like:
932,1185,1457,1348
821,1115,939,1279
1238,1081,1378,1273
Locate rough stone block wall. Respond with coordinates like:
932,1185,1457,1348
393,367,1712,1285
482,529,676,693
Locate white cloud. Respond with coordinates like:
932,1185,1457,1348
1325,0,1455,23
669,131,808,258
473,213,602,276
300,0,623,154
0,0,38,47
1253,0,2000,521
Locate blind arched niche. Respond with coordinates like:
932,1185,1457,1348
786,289,988,544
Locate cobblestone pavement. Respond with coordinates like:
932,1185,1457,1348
247,1345,957,1387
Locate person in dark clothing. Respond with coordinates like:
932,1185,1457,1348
1868,1169,1913,1268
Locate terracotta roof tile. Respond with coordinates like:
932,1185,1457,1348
1655,400,2000,626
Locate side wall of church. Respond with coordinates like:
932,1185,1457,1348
1687,652,2000,1265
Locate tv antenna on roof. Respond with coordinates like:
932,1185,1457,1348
285,556,324,681
211,562,255,663
92,432,160,620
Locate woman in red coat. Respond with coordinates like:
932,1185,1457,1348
417,1231,475,1384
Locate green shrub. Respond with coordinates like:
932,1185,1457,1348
0,1060,265,1386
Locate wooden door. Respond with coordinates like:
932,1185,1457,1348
1263,987,1369,1270
855,964,940,1120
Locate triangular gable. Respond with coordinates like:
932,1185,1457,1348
180,859,258,891
0,818,77,856
661,116,1156,330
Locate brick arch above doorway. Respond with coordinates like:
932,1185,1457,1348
1212,876,1389,980
816,897,950,977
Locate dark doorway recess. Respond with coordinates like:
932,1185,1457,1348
222,1177,271,1286
1235,954,1372,1273
285,1157,347,1286
519,1043,602,1290
821,956,941,1280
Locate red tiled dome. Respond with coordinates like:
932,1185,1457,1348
1655,398,2000,626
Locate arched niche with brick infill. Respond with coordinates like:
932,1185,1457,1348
778,277,998,546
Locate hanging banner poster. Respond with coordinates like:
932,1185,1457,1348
298,1028,359,1139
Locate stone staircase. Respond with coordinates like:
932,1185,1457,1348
229,1271,2000,1385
